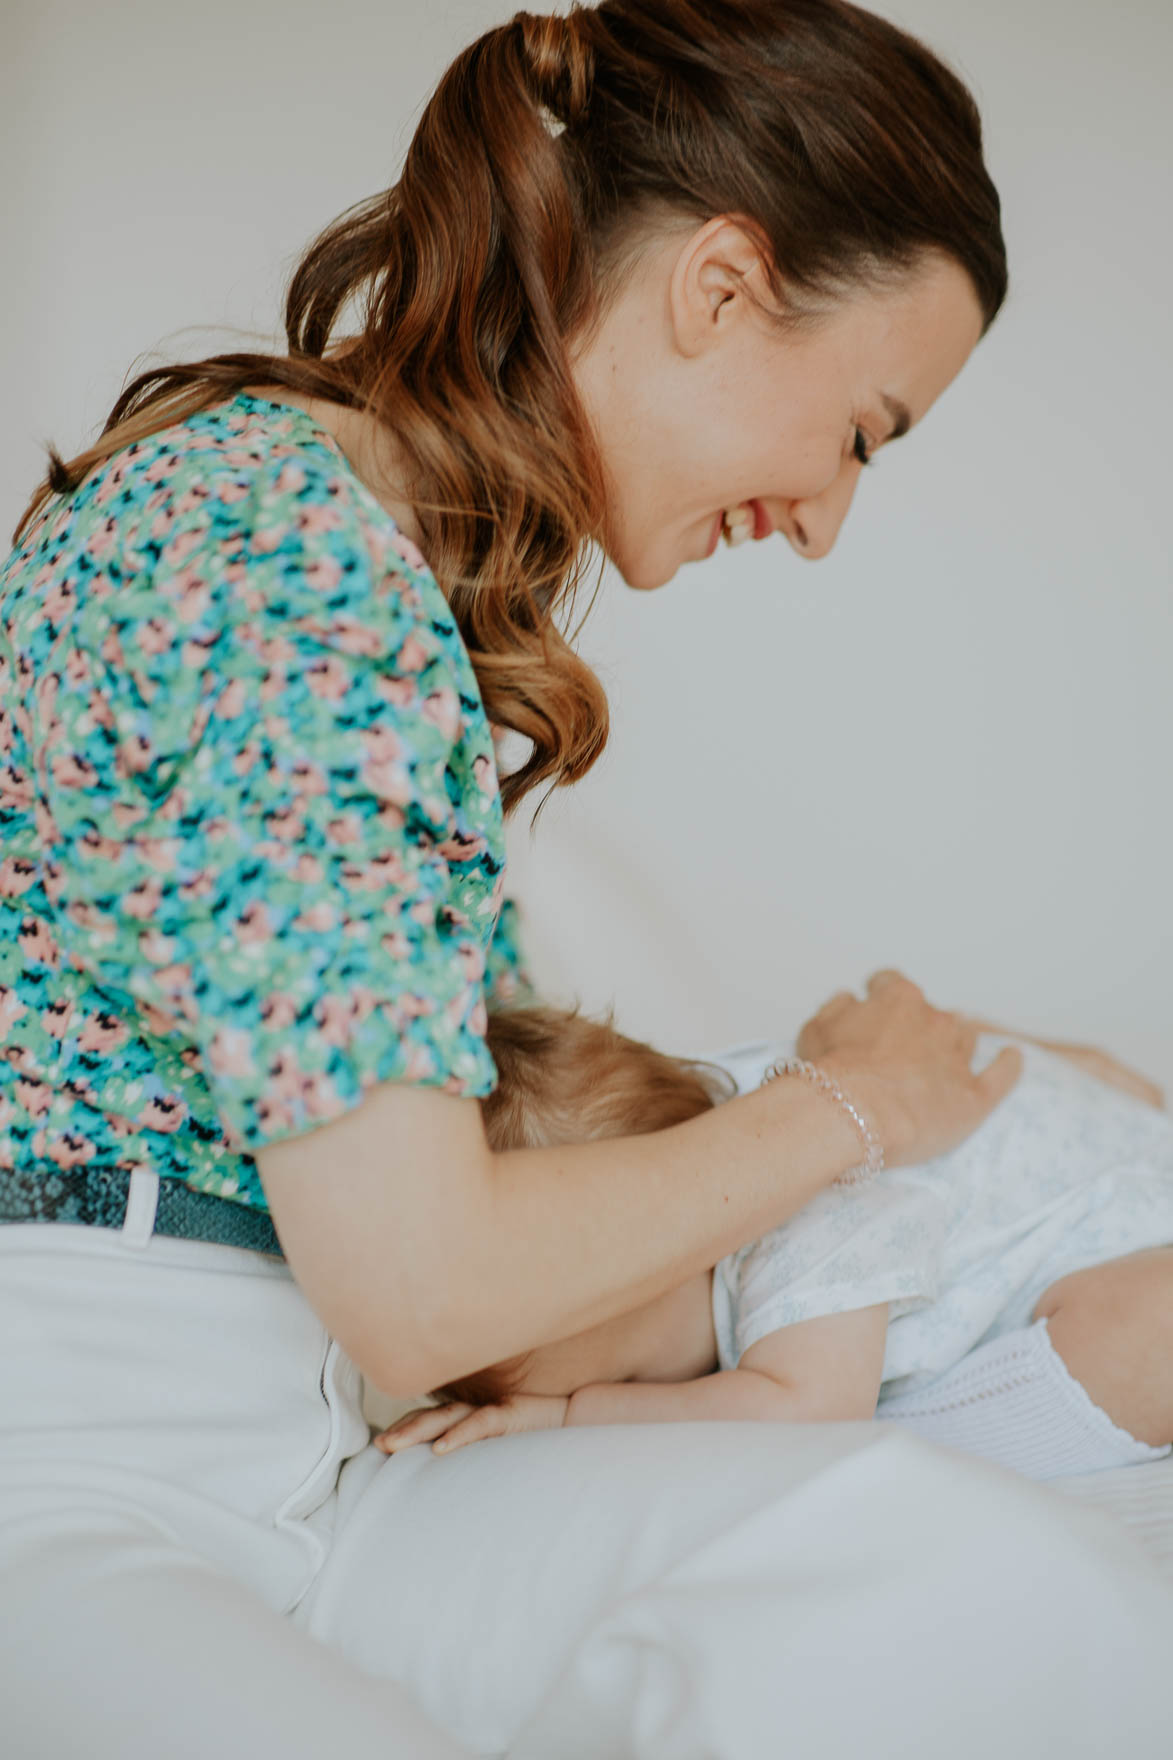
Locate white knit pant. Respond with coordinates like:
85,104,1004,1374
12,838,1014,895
3,1219,1173,1760
881,1317,1172,1476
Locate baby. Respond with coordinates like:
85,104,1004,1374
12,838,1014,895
378,1006,1173,1480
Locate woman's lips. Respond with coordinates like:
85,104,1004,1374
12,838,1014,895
704,500,774,558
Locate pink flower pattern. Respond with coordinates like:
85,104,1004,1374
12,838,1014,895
0,395,530,1220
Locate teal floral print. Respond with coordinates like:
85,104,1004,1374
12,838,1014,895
0,393,529,1216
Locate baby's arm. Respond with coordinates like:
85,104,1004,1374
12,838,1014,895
377,1304,888,1453
571,1303,888,1425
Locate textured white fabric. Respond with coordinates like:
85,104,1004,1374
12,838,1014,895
878,1317,1170,1477
7,1222,1173,1758
711,1037,1173,1392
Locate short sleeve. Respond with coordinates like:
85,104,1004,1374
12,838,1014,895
40,438,508,1151
714,1176,950,1364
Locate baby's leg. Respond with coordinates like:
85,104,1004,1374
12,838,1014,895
1033,1248,1173,1447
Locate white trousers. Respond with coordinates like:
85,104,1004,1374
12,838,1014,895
2,1221,1172,1760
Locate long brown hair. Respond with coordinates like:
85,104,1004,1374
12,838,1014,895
435,1004,733,1407
16,0,1006,812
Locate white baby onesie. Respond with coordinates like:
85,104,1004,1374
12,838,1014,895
709,1038,1173,1471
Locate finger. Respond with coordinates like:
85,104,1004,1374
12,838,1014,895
817,990,856,1018
975,1045,1023,1110
379,1400,473,1435
798,990,855,1059
1093,1058,1165,1110
432,1407,509,1454
799,991,850,1040
377,1424,435,1454
866,969,918,997
1119,1068,1165,1109
1076,1049,1165,1109
377,1419,459,1455
375,1403,473,1452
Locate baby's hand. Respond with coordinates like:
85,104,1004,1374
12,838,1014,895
374,1391,570,1456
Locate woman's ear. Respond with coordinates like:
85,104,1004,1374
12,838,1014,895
667,215,775,358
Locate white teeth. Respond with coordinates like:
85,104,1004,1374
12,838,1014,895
722,501,754,546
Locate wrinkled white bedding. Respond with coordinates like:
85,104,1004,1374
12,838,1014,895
348,1035,1173,1754
309,1422,1173,1758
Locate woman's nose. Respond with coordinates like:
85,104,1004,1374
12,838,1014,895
785,462,863,560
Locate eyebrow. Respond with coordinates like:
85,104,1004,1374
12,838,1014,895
879,393,912,442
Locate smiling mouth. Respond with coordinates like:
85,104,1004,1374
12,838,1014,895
721,500,773,546
722,502,754,546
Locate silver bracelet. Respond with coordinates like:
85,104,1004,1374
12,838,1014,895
760,1057,884,1186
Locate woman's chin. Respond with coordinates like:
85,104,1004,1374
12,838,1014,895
613,561,670,592
610,539,687,592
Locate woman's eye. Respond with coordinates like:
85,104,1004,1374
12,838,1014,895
852,428,874,468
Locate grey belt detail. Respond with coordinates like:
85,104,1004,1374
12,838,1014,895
0,1163,284,1259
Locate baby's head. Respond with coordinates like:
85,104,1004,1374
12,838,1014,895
431,1005,732,1408
481,1004,730,1153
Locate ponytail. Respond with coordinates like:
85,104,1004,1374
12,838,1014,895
16,1,1006,814
16,8,611,814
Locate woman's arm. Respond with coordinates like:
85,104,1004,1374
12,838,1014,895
258,976,1017,1398
375,1306,890,1452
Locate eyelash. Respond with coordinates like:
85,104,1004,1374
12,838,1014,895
852,428,874,468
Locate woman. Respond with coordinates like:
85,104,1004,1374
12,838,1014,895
2,4,1169,1757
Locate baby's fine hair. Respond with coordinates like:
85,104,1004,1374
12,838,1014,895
432,1006,732,1408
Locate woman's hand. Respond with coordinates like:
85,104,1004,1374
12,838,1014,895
796,970,1022,1169
960,1017,1165,1110
374,1391,570,1456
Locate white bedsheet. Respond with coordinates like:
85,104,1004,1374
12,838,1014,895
303,1423,1173,1758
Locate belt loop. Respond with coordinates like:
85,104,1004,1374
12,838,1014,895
122,1167,160,1249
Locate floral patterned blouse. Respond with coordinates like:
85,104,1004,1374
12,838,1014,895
0,392,529,1219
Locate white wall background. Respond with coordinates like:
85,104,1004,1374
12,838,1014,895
5,0,1171,1090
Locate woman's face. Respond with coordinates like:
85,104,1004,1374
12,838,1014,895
571,221,986,590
